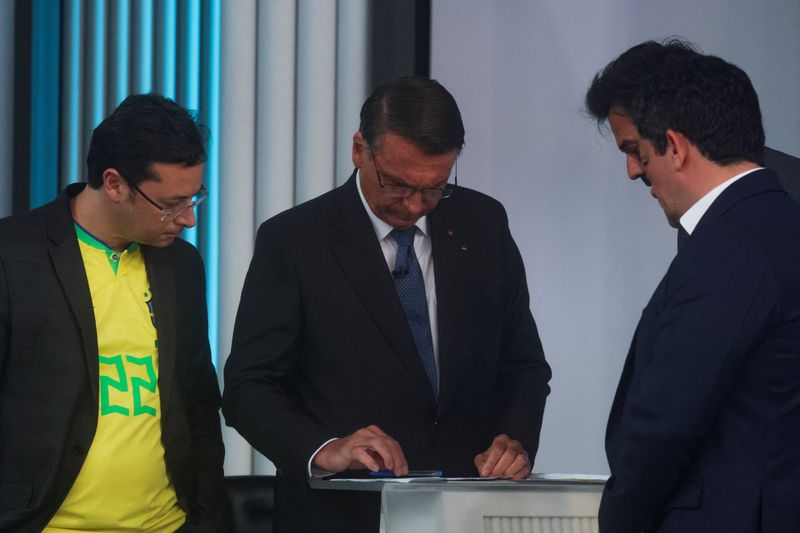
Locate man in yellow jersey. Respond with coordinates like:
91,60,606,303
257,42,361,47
0,94,227,531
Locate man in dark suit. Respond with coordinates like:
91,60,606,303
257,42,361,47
586,40,800,532
0,94,227,531
223,77,552,532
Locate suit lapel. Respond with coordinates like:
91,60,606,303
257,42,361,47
329,173,437,410
428,200,471,410
143,246,177,419
47,198,101,402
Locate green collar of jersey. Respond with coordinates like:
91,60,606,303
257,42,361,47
73,222,140,274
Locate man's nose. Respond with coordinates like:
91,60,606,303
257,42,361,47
175,206,197,228
626,155,645,182
403,191,426,216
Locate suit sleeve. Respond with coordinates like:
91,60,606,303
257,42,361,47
184,251,229,531
493,211,552,459
599,224,779,533
223,221,331,479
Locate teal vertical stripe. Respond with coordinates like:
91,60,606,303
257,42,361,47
89,0,106,129
184,0,201,110
113,0,131,106
181,0,202,248
63,0,82,185
202,0,221,367
134,0,154,92
30,0,61,208
158,0,177,99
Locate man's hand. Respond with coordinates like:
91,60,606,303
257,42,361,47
312,425,409,475
474,434,531,480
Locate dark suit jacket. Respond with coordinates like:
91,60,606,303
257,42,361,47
765,146,800,201
600,169,800,533
223,172,551,533
0,184,227,532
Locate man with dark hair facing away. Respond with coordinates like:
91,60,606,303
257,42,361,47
0,94,227,532
586,40,800,533
224,76,552,532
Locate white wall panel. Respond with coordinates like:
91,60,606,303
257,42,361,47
255,0,297,224
335,0,369,184
294,0,337,203
219,0,258,476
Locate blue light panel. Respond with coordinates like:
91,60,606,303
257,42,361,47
181,0,202,248
89,0,106,129
64,0,82,185
29,0,61,208
136,0,154,93
113,0,130,106
159,0,177,99
204,0,221,367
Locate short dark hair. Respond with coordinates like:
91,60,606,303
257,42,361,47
86,93,208,188
359,76,465,156
585,39,765,166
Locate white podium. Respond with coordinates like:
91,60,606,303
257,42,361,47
310,474,606,533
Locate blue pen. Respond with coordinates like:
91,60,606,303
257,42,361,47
369,469,395,477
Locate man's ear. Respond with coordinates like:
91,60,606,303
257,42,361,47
102,169,128,203
665,129,690,170
353,131,369,168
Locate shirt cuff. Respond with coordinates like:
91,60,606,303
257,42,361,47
308,437,339,478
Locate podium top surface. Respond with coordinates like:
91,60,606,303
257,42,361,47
309,473,607,493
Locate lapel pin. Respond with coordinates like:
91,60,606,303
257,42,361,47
447,228,454,237
460,244,469,252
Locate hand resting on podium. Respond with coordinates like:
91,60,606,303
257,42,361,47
474,434,531,480
312,425,410,476
312,426,530,480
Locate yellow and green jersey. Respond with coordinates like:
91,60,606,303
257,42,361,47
45,224,185,532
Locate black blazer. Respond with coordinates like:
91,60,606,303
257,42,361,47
600,169,800,533
765,146,800,201
0,184,227,532
223,172,551,532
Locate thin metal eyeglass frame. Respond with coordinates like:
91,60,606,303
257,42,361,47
370,149,457,200
125,178,208,222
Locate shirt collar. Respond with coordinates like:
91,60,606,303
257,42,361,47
679,167,763,235
73,220,140,254
355,168,429,240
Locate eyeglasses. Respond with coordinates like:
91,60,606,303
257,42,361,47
370,150,457,201
124,176,208,222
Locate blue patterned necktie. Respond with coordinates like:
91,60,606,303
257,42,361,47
390,227,438,398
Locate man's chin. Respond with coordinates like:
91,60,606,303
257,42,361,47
147,233,180,247
664,212,683,229
388,215,420,230
392,223,415,231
